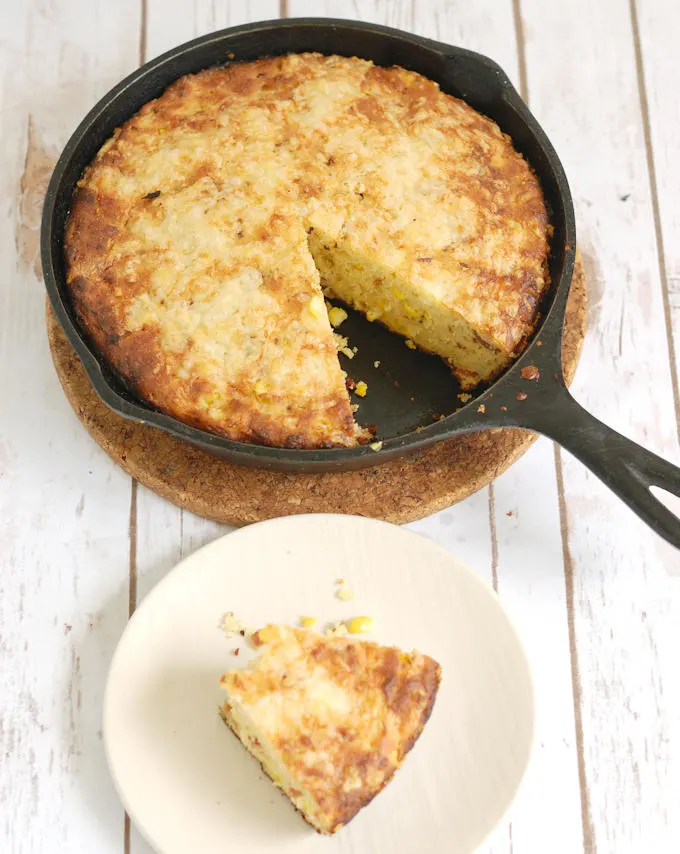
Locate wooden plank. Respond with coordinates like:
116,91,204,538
144,0,282,60
520,1,680,852
0,2,141,852
634,0,680,441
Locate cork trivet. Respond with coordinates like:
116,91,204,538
47,255,586,525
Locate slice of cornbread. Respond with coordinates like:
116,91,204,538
219,624,441,834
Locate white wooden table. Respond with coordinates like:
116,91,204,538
2,1,679,852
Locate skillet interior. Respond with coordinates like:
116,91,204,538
41,17,576,472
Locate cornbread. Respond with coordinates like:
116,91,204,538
65,53,549,448
219,624,440,834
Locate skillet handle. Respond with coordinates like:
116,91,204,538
517,386,680,549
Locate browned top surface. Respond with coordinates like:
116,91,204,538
65,52,549,449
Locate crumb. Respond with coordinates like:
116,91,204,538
337,587,354,601
340,346,354,359
500,405,508,412
353,346,358,354
325,622,349,638
220,611,242,636
219,611,254,640
345,377,357,392
300,616,317,629
336,578,345,585
458,392,472,403
405,339,417,350
536,340,543,347
520,365,540,381
477,404,486,414
351,403,359,412
506,511,513,517
373,360,381,368
355,381,368,397
233,648,240,656
369,440,383,451
516,392,528,401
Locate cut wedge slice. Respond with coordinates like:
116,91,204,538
219,624,441,834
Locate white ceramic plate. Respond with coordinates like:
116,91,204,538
104,514,534,854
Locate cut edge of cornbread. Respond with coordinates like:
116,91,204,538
308,230,512,390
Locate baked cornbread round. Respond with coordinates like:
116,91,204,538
65,53,550,449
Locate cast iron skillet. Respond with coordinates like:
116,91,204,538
41,18,680,548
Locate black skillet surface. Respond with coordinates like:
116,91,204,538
41,18,680,548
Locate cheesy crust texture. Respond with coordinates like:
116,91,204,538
219,625,441,834
65,53,549,448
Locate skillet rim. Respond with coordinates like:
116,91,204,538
41,16,577,473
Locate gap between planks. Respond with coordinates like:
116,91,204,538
488,483,499,592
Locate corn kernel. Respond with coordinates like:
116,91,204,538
256,625,276,644
336,588,354,601
328,306,348,328
369,441,383,451
405,339,417,350
307,294,325,319
348,616,374,634
355,381,367,397
300,616,317,629
254,380,267,395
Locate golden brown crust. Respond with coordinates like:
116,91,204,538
65,53,549,447
220,625,441,833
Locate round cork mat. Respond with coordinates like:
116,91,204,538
47,255,586,525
